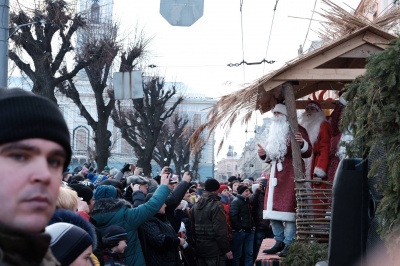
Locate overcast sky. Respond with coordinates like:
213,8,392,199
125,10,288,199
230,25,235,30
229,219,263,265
113,0,360,160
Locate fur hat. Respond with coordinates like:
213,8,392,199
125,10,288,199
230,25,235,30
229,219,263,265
46,222,93,266
204,178,220,192
273,103,288,116
237,185,249,195
306,101,322,112
0,88,71,169
94,185,117,200
69,183,94,205
219,185,229,194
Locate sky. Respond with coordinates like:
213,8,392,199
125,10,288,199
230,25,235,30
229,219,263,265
113,0,360,160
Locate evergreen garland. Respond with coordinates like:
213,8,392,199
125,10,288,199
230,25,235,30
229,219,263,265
341,39,400,242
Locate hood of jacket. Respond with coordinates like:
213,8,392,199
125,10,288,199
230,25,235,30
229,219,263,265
196,191,220,210
91,198,132,228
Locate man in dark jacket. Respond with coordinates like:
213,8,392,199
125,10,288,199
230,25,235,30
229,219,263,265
0,88,71,265
230,185,255,266
191,178,233,265
249,178,273,262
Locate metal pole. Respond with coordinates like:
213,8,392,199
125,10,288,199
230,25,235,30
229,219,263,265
0,0,9,88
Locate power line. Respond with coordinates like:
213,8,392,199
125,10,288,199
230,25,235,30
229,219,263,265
263,0,279,75
302,0,318,50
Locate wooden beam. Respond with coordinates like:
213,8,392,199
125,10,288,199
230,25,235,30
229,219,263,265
285,34,366,71
296,100,338,110
282,83,307,192
339,43,383,58
273,69,365,81
363,31,392,49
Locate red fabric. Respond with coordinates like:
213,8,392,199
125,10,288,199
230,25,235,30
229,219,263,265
220,201,232,241
327,103,345,181
77,210,90,221
264,126,312,214
311,120,331,180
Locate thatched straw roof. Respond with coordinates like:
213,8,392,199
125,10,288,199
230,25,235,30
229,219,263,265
189,0,400,154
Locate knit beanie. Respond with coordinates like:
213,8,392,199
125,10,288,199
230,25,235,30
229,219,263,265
237,185,249,195
219,185,229,194
46,222,93,266
228,176,238,183
103,225,127,249
69,183,94,205
204,178,220,192
94,185,117,200
0,88,71,169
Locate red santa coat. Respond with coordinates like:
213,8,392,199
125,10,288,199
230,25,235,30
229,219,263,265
261,126,312,222
327,103,345,182
311,120,332,181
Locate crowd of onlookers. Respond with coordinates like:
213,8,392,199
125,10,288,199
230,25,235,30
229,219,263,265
54,162,272,266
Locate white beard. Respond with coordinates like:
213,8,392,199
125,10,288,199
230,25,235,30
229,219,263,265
300,111,327,182
299,111,326,145
265,115,289,161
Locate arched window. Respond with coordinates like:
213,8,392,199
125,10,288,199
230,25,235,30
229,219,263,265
90,3,100,24
74,126,89,151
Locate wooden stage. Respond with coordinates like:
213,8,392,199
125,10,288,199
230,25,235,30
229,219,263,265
255,238,282,266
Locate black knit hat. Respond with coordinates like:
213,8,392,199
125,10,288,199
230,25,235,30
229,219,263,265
237,185,249,195
46,222,93,266
69,183,94,206
0,88,71,169
204,178,220,192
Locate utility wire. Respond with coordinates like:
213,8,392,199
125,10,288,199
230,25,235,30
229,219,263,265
240,0,246,84
263,0,279,75
302,0,318,50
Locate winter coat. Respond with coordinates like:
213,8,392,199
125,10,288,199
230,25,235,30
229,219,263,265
0,223,60,266
230,194,254,231
140,213,181,266
91,185,170,266
249,188,270,229
260,125,312,222
190,191,231,258
218,193,233,240
165,181,192,233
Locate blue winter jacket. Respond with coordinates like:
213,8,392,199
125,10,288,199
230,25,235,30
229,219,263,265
91,185,170,266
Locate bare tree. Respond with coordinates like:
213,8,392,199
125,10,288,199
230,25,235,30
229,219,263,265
112,77,183,175
153,114,189,171
57,23,150,172
8,0,101,103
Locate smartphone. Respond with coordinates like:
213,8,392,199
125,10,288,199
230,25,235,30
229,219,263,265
196,188,203,197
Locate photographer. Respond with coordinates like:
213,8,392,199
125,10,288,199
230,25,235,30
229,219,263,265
249,178,274,262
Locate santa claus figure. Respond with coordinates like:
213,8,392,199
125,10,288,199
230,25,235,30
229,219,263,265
258,103,312,257
299,101,332,185
327,95,348,181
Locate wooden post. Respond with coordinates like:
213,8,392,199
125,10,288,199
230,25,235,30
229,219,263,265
282,82,305,187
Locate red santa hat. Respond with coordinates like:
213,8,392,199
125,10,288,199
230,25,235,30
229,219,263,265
272,103,288,116
306,101,321,112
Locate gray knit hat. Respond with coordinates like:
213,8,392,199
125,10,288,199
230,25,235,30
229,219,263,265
0,88,71,169
46,222,93,266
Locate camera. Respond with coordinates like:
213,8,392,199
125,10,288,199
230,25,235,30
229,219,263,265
165,167,173,174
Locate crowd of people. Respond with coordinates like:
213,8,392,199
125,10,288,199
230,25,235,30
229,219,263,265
0,88,346,266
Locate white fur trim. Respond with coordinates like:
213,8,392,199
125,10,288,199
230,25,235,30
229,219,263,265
300,140,309,153
263,209,296,222
339,95,348,106
314,167,327,178
273,104,287,116
263,161,296,222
